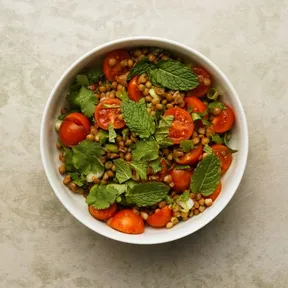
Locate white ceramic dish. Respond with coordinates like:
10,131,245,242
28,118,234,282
40,37,248,245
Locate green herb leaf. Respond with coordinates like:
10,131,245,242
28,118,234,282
203,145,213,154
155,115,174,147
208,101,226,111
107,183,128,195
150,158,162,173
175,165,191,170
224,132,238,153
180,140,194,153
212,134,224,144
85,67,104,84
202,119,212,126
76,75,89,85
191,153,221,196
63,147,75,171
68,172,85,187
108,124,117,143
113,159,132,183
165,195,174,205
178,191,190,202
149,59,199,91
72,140,105,176
130,160,147,180
126,182,170,207
127,57,156,80
116,87,129,101
132,140,159,161
86,185,121,209
96,130,109,145
121,99,155,138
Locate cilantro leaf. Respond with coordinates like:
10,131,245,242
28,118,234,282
63,147,75,171
68,172,85,187
127,57,156,80
150,158,162,173
191,153,221,196
76,75,89,85
132,140,159,161
85,67,104,84
149,59,199,91
72,140,105,176
180,140,194,152
86,185,121,210
130,160,147,180
108,124,116,143
155,115,174,147
113,159,132,183
121,100,155,138
126,182,170,207
175,165,191,170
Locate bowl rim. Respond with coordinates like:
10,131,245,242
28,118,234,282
40,36,249,244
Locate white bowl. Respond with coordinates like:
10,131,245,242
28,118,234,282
40,37,248,245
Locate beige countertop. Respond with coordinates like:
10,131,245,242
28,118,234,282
1,0,288,287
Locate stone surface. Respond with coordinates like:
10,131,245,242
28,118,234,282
1,0,288,287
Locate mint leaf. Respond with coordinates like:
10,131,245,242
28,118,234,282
130,160,147,180
150,158,162,173
191,153,221,196
149,59,199,91
76,75,89,85
178,191,190,202
208,101,226,111
126,182,170,207
175,165,191,170
121,100,155,138
72,140,105,176
212,134,223,144
224,132,238,153
132,140,159,161
116,87,129,101
69,172,85,187
127,57,156,80
113,159,132,183
108,124,116,143
180,140,194,152
86,185,121,209
155,115,174,147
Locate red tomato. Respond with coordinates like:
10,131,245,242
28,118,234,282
185,97,207,114
169,168,193,192
146,206,172,228
156,159,168,181
128,76,143,102
89,203,117,220
102,50,130,81
211,144,232,174
211,104,235,133
59,112,90,146
94,98,125,130
107,209,145,234
164,107,194,144
187,67,211,97
176,144,203,165
205,182,222,201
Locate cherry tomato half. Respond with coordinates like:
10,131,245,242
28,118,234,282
94,98,125,130
102,50,130,82
169,168,193,192
187,67,211,98
128,76,143,102
211,104,235,133
164,107,194,144
107,209,145,234
211,144,232,174
176,144,203,165
205,182,222,201
89,203,117,220
59,112,90,146
146,206,172,228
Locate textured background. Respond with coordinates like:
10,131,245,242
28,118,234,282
1,0,288,287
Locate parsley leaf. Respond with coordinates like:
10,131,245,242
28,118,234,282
72,140,105,176
126,182,170,207
86,185,122,209
180,140,194,152
108,124,117,143
121,100,155,138
191,153,221,196
130,160,147,180
127,57,156,80
132,140,159,161
113,159,132,183
155,115,174,147
150,158,162,173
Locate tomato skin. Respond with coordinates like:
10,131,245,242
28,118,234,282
187,67,211,98
103,50,130,81
94,98,125,130
164,107,194,144
176,144,203,165
212,104,235,133
128,76,143,102
211,144,232,174
205,182,222,201
89,203,117,220
146,206,172,228
169,168,193,192
107,209,145,234
185,97,207,114
59,113,90,146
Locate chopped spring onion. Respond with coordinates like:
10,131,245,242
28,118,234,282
86,172,104,182
55,120,63,131
179,198,194,212
149,88,158,99
207,88,219,101
224,132,238,153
